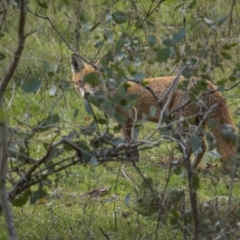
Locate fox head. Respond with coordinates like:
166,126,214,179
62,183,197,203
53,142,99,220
71,54,100,98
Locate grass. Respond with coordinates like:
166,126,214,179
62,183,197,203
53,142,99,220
1,0,240,239
1,160,240,239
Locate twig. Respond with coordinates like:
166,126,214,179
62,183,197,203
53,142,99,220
0,4,25,94
27,7,97,68
113,164,122,232
0,1,9,28
144,65,188,142
227,0,236,42
121,165,139,191
140,64,201,239
155,159,173,239
99,227,110,240
130,0,164,36
225,136,239,238
132,161,158,201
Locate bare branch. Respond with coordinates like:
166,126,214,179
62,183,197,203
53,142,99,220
0,112,18,240
0,0,27,239
0,1,26,95
26,7,98,68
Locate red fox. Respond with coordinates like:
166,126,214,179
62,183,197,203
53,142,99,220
70,53,237,168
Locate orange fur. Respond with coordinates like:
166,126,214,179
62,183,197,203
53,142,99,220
71,54,237,167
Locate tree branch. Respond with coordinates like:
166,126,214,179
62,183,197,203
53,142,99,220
0,1,27,239
0,1,26,95
26,7,98,68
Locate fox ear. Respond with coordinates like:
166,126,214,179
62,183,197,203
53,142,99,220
71,54,85,73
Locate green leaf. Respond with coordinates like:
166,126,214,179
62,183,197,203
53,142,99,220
43,60,51,72
101,98,112,109
112,137,124,146
182,210,193,223
217,15,228,26
103,29,114,43
188,0,197,9
156,48,174,63
150,105,157,118
105,9,113,22
221,51,232,60
82,151,92,162
222,42,237,51
141,80,149,87
236,63,240,71
171,209,180,217
38,114,60,131
100,147,110,158
169,213,180,226
0,52,6,60
135,20,143,28
115,39,124,52
173,165,183,175
148,35,157,47
84,72,100,85
141,177,153,188
22,77,42,94
90,156,98,166
110,96,122,105
167,189,184,204
96,118,108,124
73,109,79,119
49,84,57,96
164,0,177,5
114,51,126,62
118,85,128,98
162,39,173,47
221,124,238,144
84,101,94,115
131,126,140,140
94,39,104,48
44,114,60,126
172,29,186,43
88,95,102,107
132,72,145,82
234,208,240,218
30,189,48,204
12,189,31,207
127,94,138,106
204,18,214,25
124,193,131,206
37,1,48,9
114,112,126,124
60,80,70,90
112,11,127,24
90,21,101,32
190,134,202,155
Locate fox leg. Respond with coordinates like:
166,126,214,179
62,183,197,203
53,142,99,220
122,118,140,162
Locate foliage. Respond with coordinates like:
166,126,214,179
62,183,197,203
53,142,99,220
0,0,240,239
